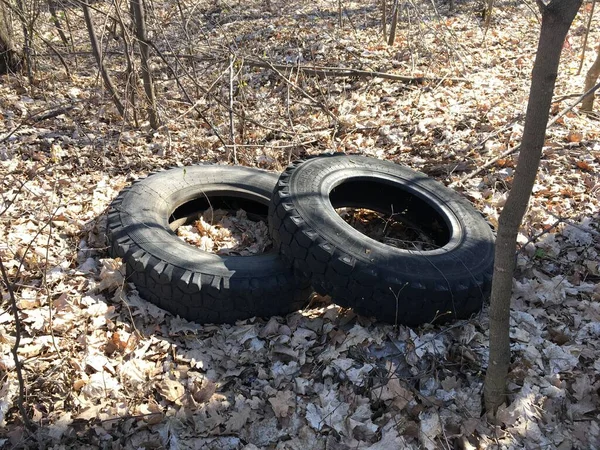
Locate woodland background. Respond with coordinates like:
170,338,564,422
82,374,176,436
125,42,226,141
1,0,600,448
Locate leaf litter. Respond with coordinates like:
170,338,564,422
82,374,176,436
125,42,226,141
0,0,600,448
177,208,272,255
337,208,439,251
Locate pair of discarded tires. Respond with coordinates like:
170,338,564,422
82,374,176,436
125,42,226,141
106,154,495,325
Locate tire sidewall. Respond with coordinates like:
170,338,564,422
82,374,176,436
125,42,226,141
284,156,494,284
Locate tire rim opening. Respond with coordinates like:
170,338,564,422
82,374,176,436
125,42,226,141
329,179,451,251
169,196,272,256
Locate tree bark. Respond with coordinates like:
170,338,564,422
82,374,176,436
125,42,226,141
581,43,600,112
484,0,582,413
131,0,160,129
0,1,21,74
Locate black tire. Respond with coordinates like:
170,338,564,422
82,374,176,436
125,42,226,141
269,154,495,326
107,165,312,324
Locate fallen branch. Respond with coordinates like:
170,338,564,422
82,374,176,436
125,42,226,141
167,51,468,84
244,59,468,84
223,139,319,149
454,79,600,186
0,104,75,143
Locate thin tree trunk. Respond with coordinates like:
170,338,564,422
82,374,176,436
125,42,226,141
484,0,494,28
484,0,582,413
228,54,237,163
131,0,160,129
0,1,21,73
48,0,71,51
387,0,399,46
115,1,139,126
577,0,595,75
382,0,387,41
13,0,32,81
581,43,600,112
82,3,125,117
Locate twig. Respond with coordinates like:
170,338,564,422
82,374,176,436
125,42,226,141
462,114,524,159
139,39,228,147
519,219,562,252
426,0,468,66
454,79,600,186
577,0,596,76
114,0,139,126
37,34,71,79
82,2,125,118
257,57,339,125
0,257,34,431
0,178,28,216
48,0,71,51
547,211,600,238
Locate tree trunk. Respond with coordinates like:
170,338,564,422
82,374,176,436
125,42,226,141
381,0,387,41
131,0,160,129
387,0,399,46
484,0,582,413
0,1,21,74
581,43,600,112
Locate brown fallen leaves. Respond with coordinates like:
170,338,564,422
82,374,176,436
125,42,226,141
177,208,272,255
1,0,600,447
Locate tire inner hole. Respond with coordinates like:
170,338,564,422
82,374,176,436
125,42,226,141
330,179,451,251
169,196,272,255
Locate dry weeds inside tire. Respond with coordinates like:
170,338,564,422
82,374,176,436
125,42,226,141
269,154,495,326
106,165,312,324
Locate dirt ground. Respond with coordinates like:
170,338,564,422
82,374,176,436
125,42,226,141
1,0,600,448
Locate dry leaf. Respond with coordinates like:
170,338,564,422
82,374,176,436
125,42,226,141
138,400,164,425
576,160,592,171
269,390,295,418
191,378,217,403
567,131,583,143
419,410,442,450
158,378,186,404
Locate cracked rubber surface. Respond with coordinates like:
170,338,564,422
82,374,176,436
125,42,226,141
269,154,495,325
107,165,312,324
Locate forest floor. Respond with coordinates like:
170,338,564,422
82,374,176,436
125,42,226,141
1,0,600,448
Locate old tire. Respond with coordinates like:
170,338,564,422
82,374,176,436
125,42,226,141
269,154,495,325
107,165,312,324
